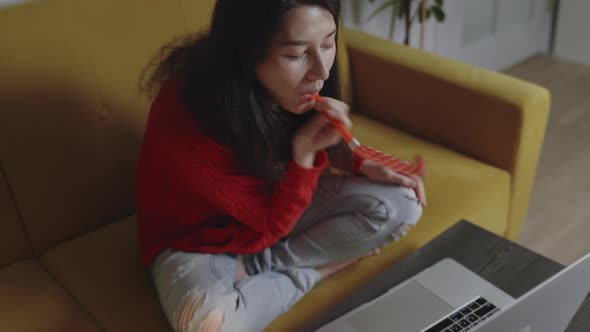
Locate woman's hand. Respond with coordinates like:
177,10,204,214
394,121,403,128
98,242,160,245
360,159,428,206
292,97,352,168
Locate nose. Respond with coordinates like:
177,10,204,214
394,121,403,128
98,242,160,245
306,52,330,81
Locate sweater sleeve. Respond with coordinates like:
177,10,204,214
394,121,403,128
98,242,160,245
181,149,329,238
146,78,328,239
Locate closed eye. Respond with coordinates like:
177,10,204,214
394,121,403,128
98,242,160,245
284,54,304,60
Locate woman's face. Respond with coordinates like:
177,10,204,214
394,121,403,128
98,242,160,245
255,5,337,114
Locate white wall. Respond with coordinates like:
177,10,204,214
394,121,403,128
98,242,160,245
555,0,590,66
434,0,552,70
341,0,437,52
342,0,554,71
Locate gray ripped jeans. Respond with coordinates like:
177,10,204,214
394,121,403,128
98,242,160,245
150,173,423,332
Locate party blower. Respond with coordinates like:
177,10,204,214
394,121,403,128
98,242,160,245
312,94,426,179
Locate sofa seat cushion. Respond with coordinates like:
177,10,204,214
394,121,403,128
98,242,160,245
265,114,511,331
41,215,170,332
0,259,102,332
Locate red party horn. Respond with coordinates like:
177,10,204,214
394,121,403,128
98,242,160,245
313,93,425,178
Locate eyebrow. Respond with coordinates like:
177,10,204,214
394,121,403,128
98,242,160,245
280,28,337,46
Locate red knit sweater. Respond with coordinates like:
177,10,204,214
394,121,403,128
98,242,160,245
136,80,333,267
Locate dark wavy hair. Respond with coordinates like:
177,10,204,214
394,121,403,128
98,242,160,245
141,0,342,191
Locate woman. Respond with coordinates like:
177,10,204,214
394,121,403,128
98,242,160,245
137,1,426,331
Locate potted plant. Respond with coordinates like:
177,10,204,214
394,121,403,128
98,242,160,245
367,0,446,48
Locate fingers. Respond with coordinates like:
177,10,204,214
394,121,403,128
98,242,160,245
324,108,352,130
360,248,381,260
411,174,428,207
307,112,332,135
314,97,352,129
297,113,342,149
385,169,427,207
314,123,343,147
314,96,349,115
384,168,426,206
385,169,417,188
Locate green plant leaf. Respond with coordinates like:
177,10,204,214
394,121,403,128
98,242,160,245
435,0,444,6
431,6,445,21
366,0,398,22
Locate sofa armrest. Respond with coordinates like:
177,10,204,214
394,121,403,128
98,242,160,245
344,28,550,240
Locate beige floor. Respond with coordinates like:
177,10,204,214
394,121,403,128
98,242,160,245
503,55,590,265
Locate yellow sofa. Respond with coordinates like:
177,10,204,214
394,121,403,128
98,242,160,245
0,0,550,331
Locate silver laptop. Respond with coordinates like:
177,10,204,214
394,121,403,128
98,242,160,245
317,252,590,332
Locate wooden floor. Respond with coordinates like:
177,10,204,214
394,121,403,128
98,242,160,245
503,55,590,265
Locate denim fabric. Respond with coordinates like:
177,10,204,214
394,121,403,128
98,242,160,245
150,173,423,332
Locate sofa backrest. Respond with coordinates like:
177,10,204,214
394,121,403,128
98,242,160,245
0,0,351,254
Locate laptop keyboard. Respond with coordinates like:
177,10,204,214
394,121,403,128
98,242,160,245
423,297,500,332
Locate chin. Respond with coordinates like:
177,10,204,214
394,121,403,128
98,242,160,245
282,105,303,115
291,108,309,115
291,108,305,115
280,99,311,115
